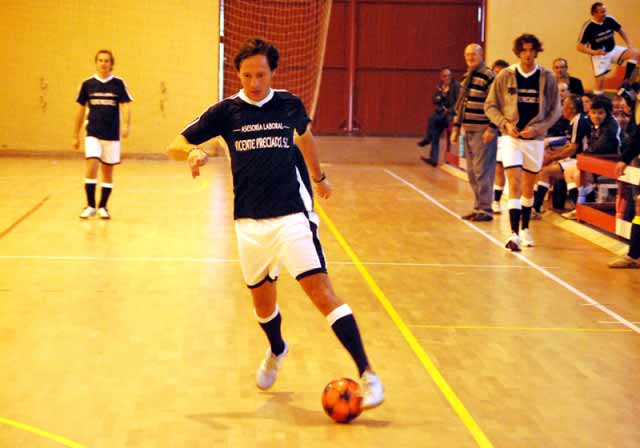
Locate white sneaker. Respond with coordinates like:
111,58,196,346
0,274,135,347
256,342,288,390
520,228,535,247
492,201,502,214
505,233,521,252
360,371,384,410
562,209,577,220
97,207,110,219
79,206,96,219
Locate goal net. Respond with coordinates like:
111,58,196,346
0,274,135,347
221,0,332,119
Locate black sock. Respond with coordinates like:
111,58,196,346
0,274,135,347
568,188,578,205
99,185,112,208
522,206,532,230
494,188,503,202
533,185,549,212
509,208,521,234
331,313,369,376
624,61,637,82
258,311,285,356
84,181,96,208
629,222,640,260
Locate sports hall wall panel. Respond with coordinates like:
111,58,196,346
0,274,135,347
0,0,219,154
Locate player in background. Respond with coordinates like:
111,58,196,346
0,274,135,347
73,50,132,219
577,2,640,95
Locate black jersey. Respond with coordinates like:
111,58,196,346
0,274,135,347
182,89,313,220
76,75,133,141
570,113,591,155
515,66,541,133
578,16,622,53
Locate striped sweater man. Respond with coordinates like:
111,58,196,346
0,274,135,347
452,63,496,132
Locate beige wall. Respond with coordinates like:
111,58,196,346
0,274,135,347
0,0,219,153
486,0,640,91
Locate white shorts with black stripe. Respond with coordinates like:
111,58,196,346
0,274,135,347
85,136,121,165
499,136,544,173
591,45,628,77
235,211,327,288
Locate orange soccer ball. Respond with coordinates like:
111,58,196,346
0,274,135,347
321,378,362,423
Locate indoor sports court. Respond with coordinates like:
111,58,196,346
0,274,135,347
1,1,640,447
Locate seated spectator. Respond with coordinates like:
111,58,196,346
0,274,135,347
533,95,590,215
418,67,460,166
552,58,585,95
491,59,510,73
562,95,621,219
609,126,640,268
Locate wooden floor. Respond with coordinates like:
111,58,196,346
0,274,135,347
1,147,639,448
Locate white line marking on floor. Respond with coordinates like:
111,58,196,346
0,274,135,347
384,168,640,334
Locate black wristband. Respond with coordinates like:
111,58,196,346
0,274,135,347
312,172,326,183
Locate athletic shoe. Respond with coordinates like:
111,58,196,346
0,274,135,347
97,207,110,219
79,206,96,219
473,212,493,222
360,371,384,410
492,201,502,214
256,341,288,390
520,228,535,247
505,233,521,252
461,211,477,220
562,210,578,220
608,255,640,269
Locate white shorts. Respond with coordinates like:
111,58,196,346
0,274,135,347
235,212,326,288
499,136,544,173
85,136,121,165
559,157,577,171
591,45,629,77
496,144,503,164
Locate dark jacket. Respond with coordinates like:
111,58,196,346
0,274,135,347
585,114,621,155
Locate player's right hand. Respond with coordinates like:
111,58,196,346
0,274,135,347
188,148,208,178
315,178,332,199
72,137,79,150
504,122,520,138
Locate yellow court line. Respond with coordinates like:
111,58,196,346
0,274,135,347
315,204,494,448
0,417,86,448
410,324,633,333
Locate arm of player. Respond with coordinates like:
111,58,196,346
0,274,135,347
617,29,633,48
295,125,331,199
576,42,605,56
72,104,86,150
120,102,131,138
167,134,208,178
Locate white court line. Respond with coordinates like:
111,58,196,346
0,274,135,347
384,168,640,334
0,255,551,269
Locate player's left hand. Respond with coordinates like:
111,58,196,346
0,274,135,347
519,128,536,139
315,178,332,199
121,126,130,139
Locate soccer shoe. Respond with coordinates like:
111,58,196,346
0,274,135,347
360,371,384,410
79,206,96,219
256,341,288,390
520,228,535,247
608,255,640,269
505,233,521,252
97,207,111,219
561,210,578,220
492,201,502,214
